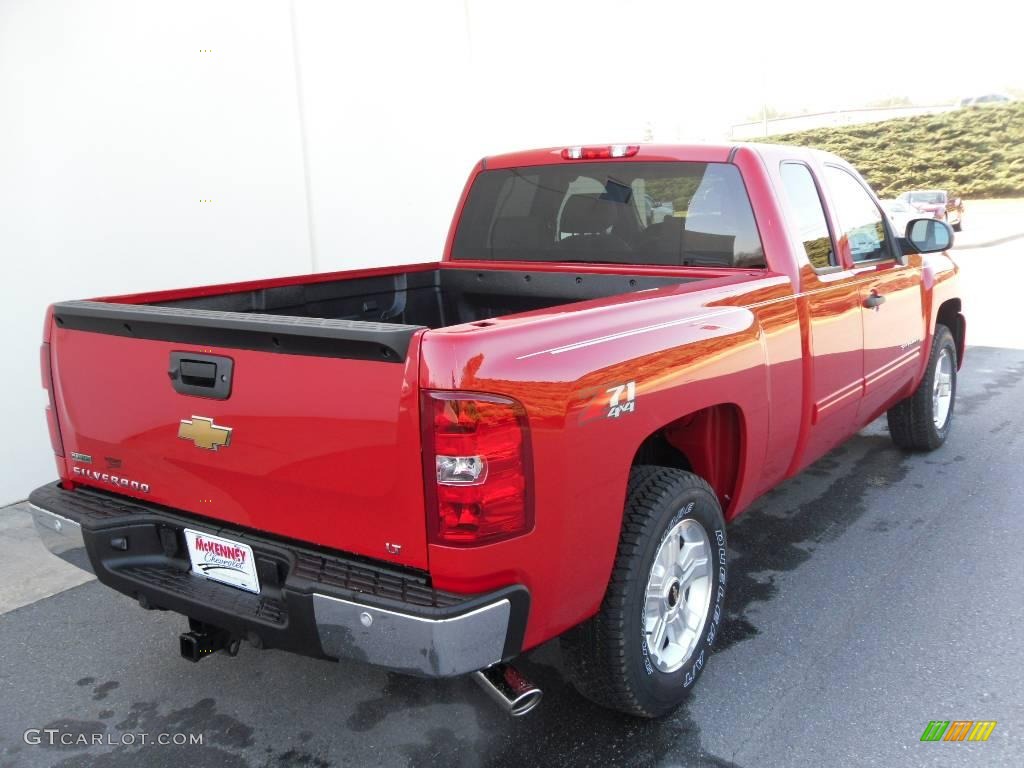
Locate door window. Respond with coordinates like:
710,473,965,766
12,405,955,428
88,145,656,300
824,166,892,263
779,163,835,270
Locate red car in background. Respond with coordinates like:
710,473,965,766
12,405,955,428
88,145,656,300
900,189,964,231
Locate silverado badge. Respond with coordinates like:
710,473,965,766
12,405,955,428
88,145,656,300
178,416,232,451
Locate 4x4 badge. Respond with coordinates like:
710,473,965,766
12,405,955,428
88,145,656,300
178,416,232,451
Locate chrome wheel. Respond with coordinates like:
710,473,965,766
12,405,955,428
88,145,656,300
933,348,953,429
644,518,713,673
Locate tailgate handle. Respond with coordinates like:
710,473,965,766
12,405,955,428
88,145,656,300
169,352,233,400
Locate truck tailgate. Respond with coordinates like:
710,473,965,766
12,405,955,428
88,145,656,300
48,316,430,570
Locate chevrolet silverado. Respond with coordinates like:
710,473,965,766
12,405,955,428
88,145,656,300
31,143,964,718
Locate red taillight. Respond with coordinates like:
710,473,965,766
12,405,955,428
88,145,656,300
40,342,64,457
561,144,640,160
422,392,533,546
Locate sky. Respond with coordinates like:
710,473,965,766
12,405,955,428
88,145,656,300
463,0,1020,144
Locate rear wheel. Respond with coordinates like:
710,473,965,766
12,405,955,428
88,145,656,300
952,219,962,232
887,324,957,451
561,466,727,718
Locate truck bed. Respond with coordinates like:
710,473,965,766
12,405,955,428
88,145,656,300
147,267,691,329
44,264,699,570
51,266,692,363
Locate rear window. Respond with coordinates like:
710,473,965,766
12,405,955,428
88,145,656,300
451,162,765,268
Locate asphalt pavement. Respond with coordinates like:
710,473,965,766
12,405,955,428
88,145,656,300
1,202,1022,768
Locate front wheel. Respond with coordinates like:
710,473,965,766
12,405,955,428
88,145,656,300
887,324,957,451
561,466,727,718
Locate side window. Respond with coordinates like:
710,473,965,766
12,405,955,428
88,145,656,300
824,166,891,263
779,163,835,270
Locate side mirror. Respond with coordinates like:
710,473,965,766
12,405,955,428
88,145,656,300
905,218,953,253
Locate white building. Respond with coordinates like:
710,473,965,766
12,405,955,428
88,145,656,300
0,0,668,504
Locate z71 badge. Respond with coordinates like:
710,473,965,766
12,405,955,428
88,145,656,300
606,381,637,418
578,380,638,423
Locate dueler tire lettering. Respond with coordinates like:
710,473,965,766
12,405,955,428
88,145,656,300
560,466,728,718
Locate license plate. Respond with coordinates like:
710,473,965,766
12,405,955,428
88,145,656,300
184,529,260,594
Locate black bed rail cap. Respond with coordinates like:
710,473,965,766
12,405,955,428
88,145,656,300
51,300,424,363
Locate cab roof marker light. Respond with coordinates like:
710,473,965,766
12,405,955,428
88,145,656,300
560,145,640,160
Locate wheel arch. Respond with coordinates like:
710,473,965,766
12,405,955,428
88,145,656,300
630,403,746,519
935,297,965,369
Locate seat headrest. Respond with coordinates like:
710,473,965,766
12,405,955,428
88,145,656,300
491,217,543,249
560,194,620,234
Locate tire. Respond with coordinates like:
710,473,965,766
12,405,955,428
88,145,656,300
887,324,957,451
953,219,962,232
560,466,727,718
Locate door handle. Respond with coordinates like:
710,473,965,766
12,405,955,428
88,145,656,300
863,292,886,309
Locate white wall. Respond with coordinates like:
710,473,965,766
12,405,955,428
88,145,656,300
0,0,488,504
291,1,476,272
0,0,861,504
0,2,297,503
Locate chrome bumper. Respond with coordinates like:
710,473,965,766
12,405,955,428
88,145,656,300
30,504,94,574
313,594,512,677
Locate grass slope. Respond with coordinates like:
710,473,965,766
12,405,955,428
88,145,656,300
766,101,1024,199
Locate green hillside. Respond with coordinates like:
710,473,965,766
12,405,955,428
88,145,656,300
766,101,1024,199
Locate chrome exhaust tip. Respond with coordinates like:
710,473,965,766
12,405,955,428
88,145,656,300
472,664,543,716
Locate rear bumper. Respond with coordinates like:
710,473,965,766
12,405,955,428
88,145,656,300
29,482,528,677
32,505,94,574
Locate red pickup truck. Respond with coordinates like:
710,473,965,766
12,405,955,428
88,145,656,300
31,143,963,718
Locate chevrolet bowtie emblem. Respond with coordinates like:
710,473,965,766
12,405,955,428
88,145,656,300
178,416,232,451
